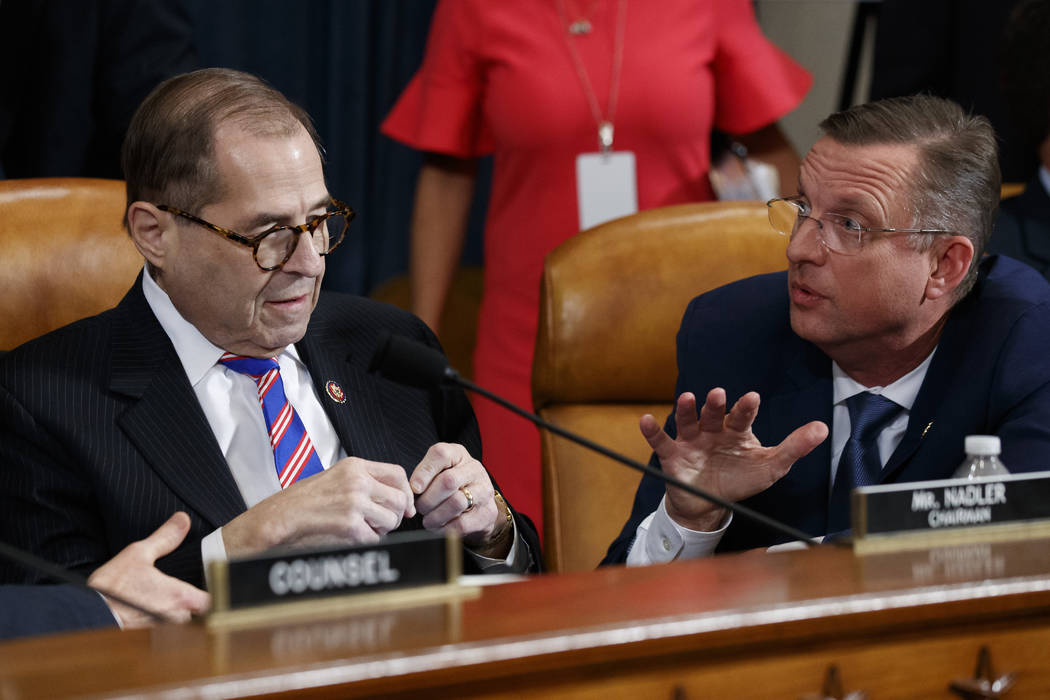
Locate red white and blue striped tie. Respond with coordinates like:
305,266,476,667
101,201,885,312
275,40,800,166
219,353,324,488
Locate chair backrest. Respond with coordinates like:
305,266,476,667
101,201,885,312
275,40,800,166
369,266,484,380
0,178,141,350
532,201,789,573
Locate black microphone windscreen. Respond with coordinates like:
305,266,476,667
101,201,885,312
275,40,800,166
369,331,450,388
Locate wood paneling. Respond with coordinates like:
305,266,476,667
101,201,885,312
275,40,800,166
3,538,1050,698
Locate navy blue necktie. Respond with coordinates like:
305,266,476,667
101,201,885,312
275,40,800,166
827,392,903,533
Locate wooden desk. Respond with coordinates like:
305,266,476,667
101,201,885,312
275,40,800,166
3,539,1050,698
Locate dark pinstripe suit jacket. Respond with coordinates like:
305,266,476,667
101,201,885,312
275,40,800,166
0,278,540,588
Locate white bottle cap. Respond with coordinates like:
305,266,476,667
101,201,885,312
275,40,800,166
965,435,1001,455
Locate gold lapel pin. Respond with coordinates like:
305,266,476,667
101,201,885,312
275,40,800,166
325,380,346,404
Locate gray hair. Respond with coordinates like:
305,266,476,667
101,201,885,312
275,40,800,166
121,68,323,220
819,95,1000,298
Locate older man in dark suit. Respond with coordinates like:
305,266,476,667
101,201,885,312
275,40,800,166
0,68,539,589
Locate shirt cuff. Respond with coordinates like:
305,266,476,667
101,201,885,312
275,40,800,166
465,516,532,573
96,590,123,629
201,527,228,591
626,496,732,566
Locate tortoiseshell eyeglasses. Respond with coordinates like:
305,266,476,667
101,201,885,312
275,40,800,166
156,199,355,271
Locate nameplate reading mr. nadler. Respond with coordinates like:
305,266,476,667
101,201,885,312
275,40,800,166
853,471,1050,540
210,530,458,612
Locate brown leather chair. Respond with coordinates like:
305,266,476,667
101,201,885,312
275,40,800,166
369,266,484,380
1001,182,1026,200
0,178,141,350
532,201,790,573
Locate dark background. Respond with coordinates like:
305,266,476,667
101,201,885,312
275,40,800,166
0,0,488,297
187,0,492,297
0,0,1031,297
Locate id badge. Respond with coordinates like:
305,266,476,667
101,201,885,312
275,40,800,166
575,151,638,231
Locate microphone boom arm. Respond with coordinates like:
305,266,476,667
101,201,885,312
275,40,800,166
445,367,823,548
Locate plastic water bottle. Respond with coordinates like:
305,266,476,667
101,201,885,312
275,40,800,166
952,435,1010,479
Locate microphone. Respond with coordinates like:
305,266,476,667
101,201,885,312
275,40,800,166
369,332,824,548
0,539,168,624
369,329,456,388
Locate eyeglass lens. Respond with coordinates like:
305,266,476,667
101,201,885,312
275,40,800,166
767,200,860,253
256,213,349,269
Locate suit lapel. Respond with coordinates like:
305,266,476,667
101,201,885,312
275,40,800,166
881,285,979,481
755,338,834,532
881,392,935,480
773,337,834,458
109,280,246,529
295,315,400,467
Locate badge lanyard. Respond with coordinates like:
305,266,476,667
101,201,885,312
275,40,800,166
556,0,627,153
556,0,638,230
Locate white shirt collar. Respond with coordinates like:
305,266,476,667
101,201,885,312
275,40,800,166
1038,165,1050,197
831,347,936,411
140,266,300,385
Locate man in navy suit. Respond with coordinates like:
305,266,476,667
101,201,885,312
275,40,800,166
1,513,209,640
605,95,1050,565
0,68,538,589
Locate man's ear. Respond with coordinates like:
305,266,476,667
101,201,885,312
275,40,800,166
926,235,975,301
126,202,171,271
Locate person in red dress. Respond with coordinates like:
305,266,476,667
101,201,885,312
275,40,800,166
382,0,811,540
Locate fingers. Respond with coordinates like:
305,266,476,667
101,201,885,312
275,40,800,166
645,388,758,459
413,445,485,513
411,443,497,535
411,443,471,514
358,460,416,518
137,511,192,562
438,495,499,540
410,442,468,495
322,457,416,519
724,392,761,433
696,388,760,435
776,420,829,466
182,584,212,616
155,575,212,625
638,412,663,440
640,413,676,460
231,445,501,554
684,389,761,436
323,458,415,536
694,389,725,433
107,576,211,629
420,476,494,530
358,482,413,535
88,510,212,629
225,458,418,555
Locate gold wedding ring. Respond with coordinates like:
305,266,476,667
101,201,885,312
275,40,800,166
460,486,475,511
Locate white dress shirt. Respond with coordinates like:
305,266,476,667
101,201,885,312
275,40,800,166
626,351,936,565
141,270,522,574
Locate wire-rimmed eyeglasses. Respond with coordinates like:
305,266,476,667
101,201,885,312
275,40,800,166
766,197,953,255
